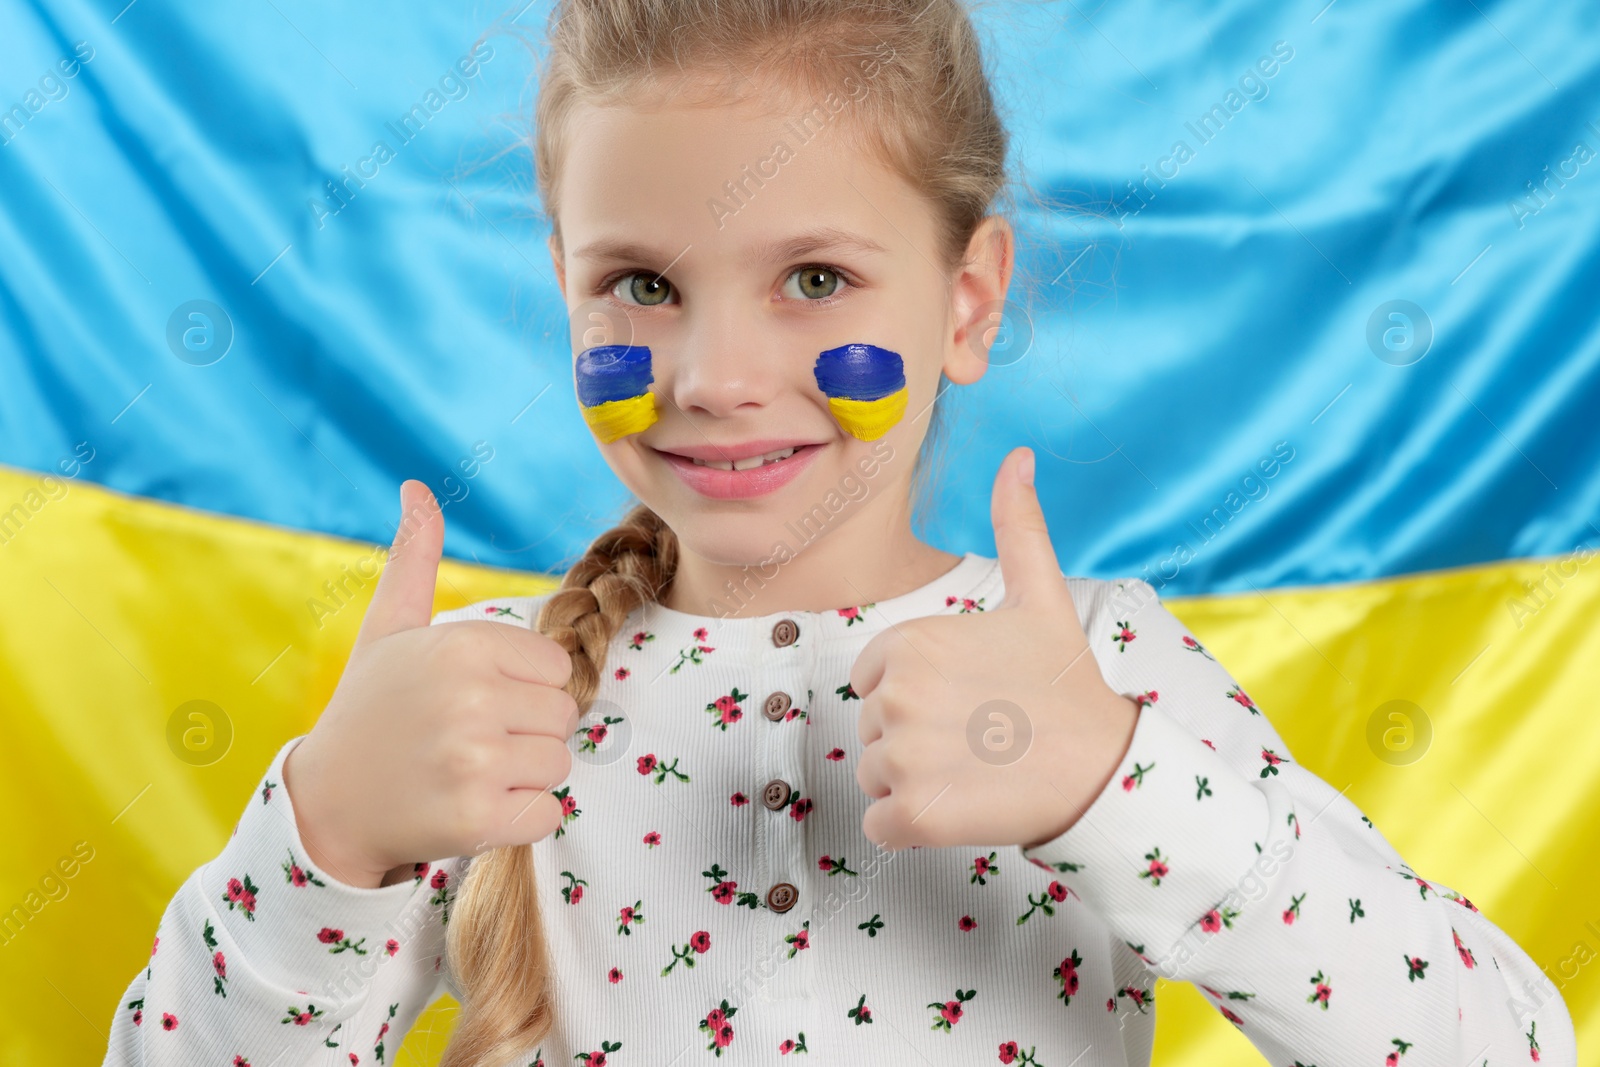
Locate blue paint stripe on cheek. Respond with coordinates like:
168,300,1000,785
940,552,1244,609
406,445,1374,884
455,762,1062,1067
576,345,654,406
813,343,906,401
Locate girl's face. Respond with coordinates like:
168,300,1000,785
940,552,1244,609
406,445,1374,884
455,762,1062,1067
548,80,1008,568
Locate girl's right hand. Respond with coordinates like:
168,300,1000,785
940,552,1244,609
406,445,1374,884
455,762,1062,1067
282,479,580,889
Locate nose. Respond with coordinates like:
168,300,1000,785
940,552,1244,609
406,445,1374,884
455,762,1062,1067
664,301,789,420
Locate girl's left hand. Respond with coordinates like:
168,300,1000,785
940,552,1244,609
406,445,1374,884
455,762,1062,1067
851,446,1140,852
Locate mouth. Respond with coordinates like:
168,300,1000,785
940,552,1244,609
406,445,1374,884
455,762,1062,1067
653,442,824,499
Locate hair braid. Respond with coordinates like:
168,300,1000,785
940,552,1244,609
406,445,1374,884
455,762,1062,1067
440,504,678,1067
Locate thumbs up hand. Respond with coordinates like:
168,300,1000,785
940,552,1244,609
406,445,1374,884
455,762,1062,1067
850,447,1140,852
283,479,582,889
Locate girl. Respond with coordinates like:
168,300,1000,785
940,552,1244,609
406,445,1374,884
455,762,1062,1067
104,1,1576,1065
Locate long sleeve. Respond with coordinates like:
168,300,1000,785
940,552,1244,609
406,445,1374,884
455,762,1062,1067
1023,578,1578,1066
102,732,467,1067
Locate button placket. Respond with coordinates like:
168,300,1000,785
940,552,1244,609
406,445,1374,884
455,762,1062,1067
756,616,813,1002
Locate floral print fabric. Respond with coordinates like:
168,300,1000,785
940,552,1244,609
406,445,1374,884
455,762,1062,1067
102,552,1576,1066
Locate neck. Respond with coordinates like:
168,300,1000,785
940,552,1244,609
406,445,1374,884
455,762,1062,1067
662,509,962,619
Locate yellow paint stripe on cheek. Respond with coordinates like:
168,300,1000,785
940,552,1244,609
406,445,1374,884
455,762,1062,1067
827,386,908,441
582,392,660,444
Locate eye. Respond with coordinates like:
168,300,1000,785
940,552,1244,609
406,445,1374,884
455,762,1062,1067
609,271,675,307
783,265,846,302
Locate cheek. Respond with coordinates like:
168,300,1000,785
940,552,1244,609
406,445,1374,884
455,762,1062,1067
575,344,659,443
813,342,908,441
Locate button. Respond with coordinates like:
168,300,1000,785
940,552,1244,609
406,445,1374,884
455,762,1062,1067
766,882,798,912
761,779,792,810
771,618,800,647
762,691,793,721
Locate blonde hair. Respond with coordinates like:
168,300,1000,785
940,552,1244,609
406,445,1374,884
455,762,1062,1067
441,2,1011,1063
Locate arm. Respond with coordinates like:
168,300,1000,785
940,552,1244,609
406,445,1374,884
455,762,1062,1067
102,733,466,1067
1023,578,1577,1065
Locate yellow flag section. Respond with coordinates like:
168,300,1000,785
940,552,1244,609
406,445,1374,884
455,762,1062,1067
0,462,1594,1064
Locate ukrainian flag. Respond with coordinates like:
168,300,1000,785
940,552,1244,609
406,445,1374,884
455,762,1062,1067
813,341,909,441
575,344,659,444
2,2,1596,1063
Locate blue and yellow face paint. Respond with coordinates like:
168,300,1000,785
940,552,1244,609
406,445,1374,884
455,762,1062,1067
813,342,908,441
575,344,658,444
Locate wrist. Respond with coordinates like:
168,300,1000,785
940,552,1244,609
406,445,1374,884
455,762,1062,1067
1022,690,1140,850
282,739,391,890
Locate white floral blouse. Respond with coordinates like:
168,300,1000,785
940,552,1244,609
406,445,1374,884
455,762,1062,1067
103,552,1577,1066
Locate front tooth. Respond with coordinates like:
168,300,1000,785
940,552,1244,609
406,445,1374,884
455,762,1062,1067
762,447,796,462
732,454,764,471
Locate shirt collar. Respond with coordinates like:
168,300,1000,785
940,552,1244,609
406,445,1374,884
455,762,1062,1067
628,551,1002,653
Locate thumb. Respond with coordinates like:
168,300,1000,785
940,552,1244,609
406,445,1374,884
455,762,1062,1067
991,446,1067,611
356,479,445,646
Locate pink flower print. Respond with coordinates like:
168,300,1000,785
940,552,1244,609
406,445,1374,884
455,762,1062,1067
1054,948,1083,1005
430,868,448,891
160,1012,177,1031
1117,985,1151,1013
132,1007,142,1026
608,966,623,983
694,626,709,641
213,950,226,979
1201,738,1216,750
969,851,999,885
614,667,630,680
1226,685,1260,714
617,902,642,934
1259,748,1288,777
483,604,524,621
629,630,654,650
999,1041,1019,1063
1134,690,1159,708
412,861,430,884
927,988,975,1032
1200,909,1222,933
670,629,716,673
699,1000,738,1055
1283,891,1306,924
1139,847,1168,885
561,871,588,904
711,881,738,904
838,605,861,623
643,831,661,847
222,875,258,920
1181,633,1215,659
1048,881,1069,902
1453,927,1477,968
234,1058,250,1066
561,792,579,817
1110,621,1136,651
576,1044,619,1067
730,791,749,806
282,849,327,888
1218,1004,1243,1025
848,993,873,1024
317,927,368,955
818,854,859,876
958,914,976,931
825,747,845,761
260,779,276,804
151,934,159,956
784,924,809,957
1121,760,1154,791
691,930,712,953
385,938,399,956
706,688,747,730
1306,969,1332,1009
1404,954,1429,981
638,754,657,775
788,797,814,822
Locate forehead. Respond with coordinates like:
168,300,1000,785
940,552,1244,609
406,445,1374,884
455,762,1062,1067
556,91,934,270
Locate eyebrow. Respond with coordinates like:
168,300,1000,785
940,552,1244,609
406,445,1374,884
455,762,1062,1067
571,226,891,270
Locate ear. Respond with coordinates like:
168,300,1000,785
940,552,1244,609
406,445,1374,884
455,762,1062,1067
547,233,567,299
942,213,1016,387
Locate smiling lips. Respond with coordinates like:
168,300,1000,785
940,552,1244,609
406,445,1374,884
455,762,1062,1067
654,440,823,499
